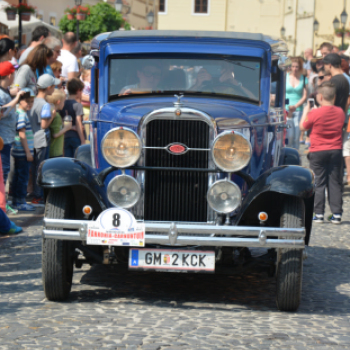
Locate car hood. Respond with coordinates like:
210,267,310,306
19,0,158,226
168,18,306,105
98,96,267,131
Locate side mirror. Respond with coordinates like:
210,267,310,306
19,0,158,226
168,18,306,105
82,55,95,70
278,56,291,71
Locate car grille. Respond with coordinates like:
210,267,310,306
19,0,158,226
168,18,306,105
144,119,209,222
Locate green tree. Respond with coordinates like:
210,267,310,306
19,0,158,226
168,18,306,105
59,2,129,42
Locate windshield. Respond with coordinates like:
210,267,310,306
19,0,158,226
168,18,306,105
109,57,261,102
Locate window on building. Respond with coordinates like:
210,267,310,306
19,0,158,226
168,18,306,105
159,0,166,13
194,0,208,14
50,16,56,26
36,13,43,20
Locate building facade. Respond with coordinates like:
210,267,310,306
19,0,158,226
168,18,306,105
158,0,350,57
158,0,284,36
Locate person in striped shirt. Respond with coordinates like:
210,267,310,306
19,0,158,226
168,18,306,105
10,89,35,211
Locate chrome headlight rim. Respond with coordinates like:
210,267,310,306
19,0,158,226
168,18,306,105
107,174,141,209
101,127,142,168
211,130,252,173
207,179,242,214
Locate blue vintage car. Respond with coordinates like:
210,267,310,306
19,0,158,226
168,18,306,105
40,31,314,311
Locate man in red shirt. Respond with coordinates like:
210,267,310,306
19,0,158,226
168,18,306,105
300,81,345,224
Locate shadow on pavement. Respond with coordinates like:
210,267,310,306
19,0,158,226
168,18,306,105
58,244,350,315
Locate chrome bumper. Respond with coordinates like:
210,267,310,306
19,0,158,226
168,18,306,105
43,219,305,249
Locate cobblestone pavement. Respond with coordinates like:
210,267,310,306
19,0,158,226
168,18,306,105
1,160,350,349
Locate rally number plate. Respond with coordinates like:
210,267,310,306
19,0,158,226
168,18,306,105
87,208,145,247
129,249,215,273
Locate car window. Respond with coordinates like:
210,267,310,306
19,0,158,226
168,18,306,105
109,57,261,103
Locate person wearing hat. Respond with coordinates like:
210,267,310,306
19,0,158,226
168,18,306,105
10,89,36,211
323,53,349,112
0,61,27,213
28,74,59,206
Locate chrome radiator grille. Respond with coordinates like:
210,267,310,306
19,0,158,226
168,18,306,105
144,119,209,222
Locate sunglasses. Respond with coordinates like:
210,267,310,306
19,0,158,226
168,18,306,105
318,76,325,80
142,70,162,79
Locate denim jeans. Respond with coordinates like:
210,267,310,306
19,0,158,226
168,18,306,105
286,111,303,150
11,157,30,204
0,143,11,186
0,208,10,232
64,137,81,158
32,147,47,198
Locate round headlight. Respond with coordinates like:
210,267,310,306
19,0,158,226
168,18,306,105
207,179,241,213
107,175,141,209
211,131,252,172
102,127,142,168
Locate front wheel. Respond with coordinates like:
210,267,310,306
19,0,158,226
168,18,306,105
42,189,75,301
276,197,304,312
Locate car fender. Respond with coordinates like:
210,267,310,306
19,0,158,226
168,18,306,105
74,144,92,167
237,165,315,223
38,157,109,210
278,147,300,166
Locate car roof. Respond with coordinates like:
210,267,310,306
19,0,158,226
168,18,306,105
91,30,287,55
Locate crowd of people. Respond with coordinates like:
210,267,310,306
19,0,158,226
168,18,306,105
286,42,350,225
0,26,91,235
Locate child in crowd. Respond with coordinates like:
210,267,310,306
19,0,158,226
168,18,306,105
47,89,71,158
0,156,21,235
81,68,91,140
28,74,60,206
0,61,27,214
10,89,35,211
59,78,85,158
300,81,345,224
51,61,63,80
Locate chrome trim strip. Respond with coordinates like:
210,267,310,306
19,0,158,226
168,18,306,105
43,218,305,249
143,146,210,151
138,107,218,129
92,119,285,128
145,235,304,248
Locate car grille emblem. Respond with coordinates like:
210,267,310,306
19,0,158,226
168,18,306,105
167,143,188,155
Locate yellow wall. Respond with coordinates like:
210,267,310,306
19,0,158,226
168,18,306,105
226,0,283,36
158,0,226,31
158,0,283,35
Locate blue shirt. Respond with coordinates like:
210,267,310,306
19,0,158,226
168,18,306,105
11,110,34,158
36,65,55,79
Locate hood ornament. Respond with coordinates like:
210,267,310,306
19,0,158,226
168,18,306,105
174,94,184,116
174,94,184,107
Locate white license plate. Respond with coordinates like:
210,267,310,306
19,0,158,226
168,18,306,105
129,249,215,272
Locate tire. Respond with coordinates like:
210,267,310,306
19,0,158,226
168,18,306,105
42,189,74,301
276,197,304,312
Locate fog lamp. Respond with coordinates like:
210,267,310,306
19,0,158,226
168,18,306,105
211,131,252,172
101,127,142,168
207,179,241,213
107,175,141,208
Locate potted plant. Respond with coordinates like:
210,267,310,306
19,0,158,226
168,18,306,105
65,7,77,20
76,5,90,21
345,29,350,37
16,3,36,21
4,6,17,21
335,28,345,38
